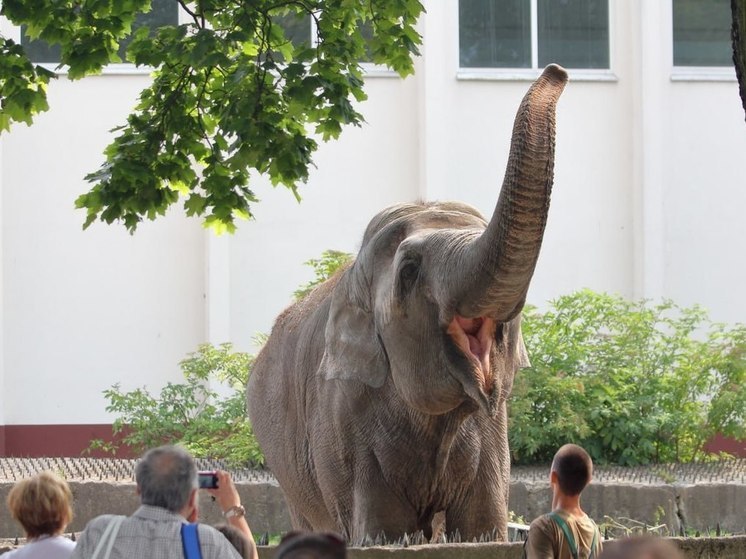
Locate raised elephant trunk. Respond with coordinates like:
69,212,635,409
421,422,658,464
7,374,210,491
455,64,568,323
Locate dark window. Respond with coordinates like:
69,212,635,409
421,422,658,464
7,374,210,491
459,0,609,70
270,13,374,63
538,0,608,69
22,0,179,64
673,0,732,67
274,11,313,48
459,0,531,68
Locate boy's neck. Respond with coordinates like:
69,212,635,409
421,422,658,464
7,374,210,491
552,490,585,517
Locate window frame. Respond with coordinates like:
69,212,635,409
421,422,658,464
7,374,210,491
669,0,736,82
456,0,617,82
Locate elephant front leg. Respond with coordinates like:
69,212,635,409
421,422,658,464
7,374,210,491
445,482,508,542
445,422,511,542
349,477,421,544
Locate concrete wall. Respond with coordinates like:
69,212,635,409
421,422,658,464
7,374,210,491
1,2,745,439
0,479,291,538
261,537,746,559
3,479,744,540
511,482,746,537
3,533,746,559
265,537,746,559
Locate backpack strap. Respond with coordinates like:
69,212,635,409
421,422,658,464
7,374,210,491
589,525,599,559
521,535,528,559
548,512,579,559
181,523,203,559
91,515,125,559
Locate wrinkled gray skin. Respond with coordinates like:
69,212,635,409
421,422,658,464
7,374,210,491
248,65,568,543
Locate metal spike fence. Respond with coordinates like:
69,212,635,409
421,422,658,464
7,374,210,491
511,459,746,485
0,457,276,483
1,457,744,484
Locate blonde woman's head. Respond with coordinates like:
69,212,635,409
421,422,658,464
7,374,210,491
7,471,73,538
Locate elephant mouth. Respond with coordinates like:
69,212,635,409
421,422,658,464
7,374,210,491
446,315,496,394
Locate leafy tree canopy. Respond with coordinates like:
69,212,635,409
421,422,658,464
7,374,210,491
0,0,424,232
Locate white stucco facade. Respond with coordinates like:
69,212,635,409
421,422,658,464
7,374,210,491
1,1,745,434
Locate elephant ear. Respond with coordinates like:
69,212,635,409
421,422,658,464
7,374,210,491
508,316,531,370
318,274,389,388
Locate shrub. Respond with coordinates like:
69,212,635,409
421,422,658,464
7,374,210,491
293,250,353,300
510,290,746,466
89,342,264,466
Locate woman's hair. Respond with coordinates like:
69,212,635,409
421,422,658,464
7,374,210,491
7,471,74,538
214,524,255,559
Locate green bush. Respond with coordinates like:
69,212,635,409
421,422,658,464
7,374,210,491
293,250,353,300
89,342,264,466
510,290,746,466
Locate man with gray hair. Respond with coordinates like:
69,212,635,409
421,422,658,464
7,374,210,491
72,445,256,559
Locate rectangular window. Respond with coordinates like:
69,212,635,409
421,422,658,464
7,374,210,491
459,0,531,68
673,0,732,67
537,0,609,69
274,12,375,64
459,0,609,70
275,11,313,48
21,0,179,64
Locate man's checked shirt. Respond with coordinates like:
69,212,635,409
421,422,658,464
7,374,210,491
71,505,241,559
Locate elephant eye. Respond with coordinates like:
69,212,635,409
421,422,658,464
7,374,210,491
397,261,420,300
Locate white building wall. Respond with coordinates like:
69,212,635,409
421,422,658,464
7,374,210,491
664,81,746,324
0,1,744,430
1,77,206,424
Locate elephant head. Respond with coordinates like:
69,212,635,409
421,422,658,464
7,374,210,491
318,64,568,417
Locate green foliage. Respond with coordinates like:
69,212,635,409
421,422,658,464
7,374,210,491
0,38,54,131
90,342,264,466
293,249,353,300
510,290,746,466
0,1,424,233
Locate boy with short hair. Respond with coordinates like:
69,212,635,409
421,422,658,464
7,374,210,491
524,444,602,559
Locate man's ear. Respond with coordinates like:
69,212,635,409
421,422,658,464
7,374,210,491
549,470,559,485
135,485,141,496
185,488,199,522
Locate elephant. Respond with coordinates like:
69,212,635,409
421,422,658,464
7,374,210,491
247,64,568,543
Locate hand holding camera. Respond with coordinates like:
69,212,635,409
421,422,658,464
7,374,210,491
199,470,245,518
198,471,219,489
